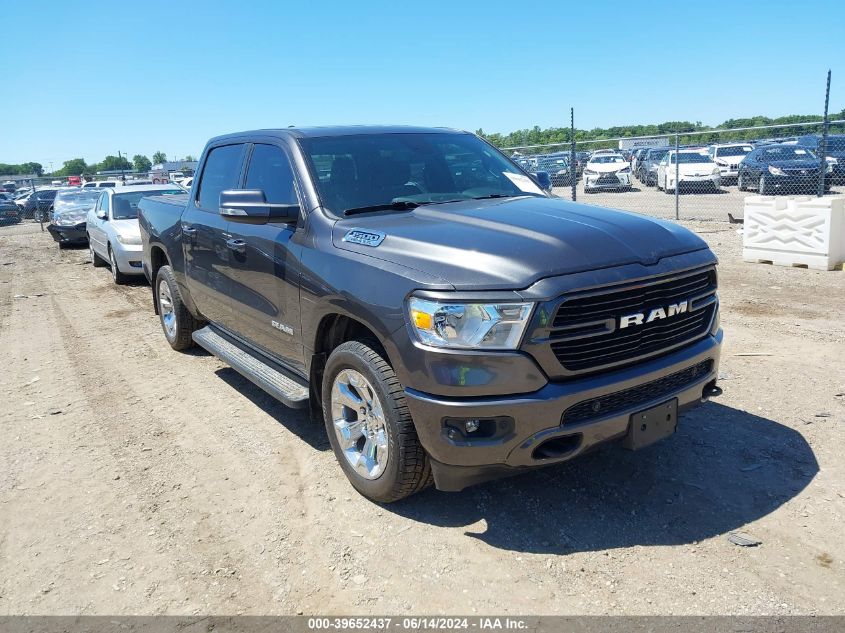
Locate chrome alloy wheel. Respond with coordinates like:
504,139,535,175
158,278,177,340
330,369,389,480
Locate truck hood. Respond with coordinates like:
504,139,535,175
331,196,709,290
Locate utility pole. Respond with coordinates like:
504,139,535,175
118,150,126,182
818,70,831,197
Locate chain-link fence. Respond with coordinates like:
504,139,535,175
503,118,845,222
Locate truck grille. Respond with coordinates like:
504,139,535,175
562,359,713,425
549,268,717,373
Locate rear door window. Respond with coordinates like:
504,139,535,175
197,144,245,211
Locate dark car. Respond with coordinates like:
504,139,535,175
536,152,573,186
638,147,670,186
47,189,102,247
21,188,58,219
738,144,829,194
137,125,722,503
794,134,845,184
0,198,22,225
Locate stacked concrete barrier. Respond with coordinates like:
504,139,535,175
742,195,845,271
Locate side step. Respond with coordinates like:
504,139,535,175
193,326,309,409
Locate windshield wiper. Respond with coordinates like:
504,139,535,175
343,200,422,216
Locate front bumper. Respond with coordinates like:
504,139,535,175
584,172,631,190
111,242,145,274
404,330,722,491
47,222,87,244
716,165,739,179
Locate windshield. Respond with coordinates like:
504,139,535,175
590,155,625,164
647,149,669,160
672,153,711,164
112,189,183,220
53,190,102,211
762,146,817,160
824,138,845,153
716,145,753,157
299,132,545,215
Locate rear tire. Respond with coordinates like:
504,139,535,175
322,340,432,503
155,265,199,351
108,245,129,285
759,174,769,195
90,240,106,267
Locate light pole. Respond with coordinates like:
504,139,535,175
118,150,126,182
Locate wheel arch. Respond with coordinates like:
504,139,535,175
308,312,393,424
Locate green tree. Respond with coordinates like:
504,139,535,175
152,151,167,164
99,155,133,172
21,162,44,176
56,158,88,176
183,154,196,162
133,154,152,172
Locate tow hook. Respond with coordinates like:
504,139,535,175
701,381,723,403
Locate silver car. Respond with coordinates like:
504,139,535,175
87,184,184,284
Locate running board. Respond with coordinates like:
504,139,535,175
193,326,309,409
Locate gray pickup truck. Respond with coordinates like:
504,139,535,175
138,126,723,502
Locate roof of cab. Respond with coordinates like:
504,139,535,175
208,125,467,145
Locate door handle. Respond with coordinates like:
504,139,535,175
182,226,197,235
226,238,246,253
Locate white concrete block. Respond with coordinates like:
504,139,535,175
742,195,845,271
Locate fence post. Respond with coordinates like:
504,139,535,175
674,133,680,220
570,108,576,202
818,69,831,198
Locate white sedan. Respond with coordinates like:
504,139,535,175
657,150,721,193
583,154,632,192
87,184,183,284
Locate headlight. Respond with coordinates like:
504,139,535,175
768,165,786,176
116,234,142,245
407,297,533,350
584,169,598,176
712,168,721,176
618,167,631,174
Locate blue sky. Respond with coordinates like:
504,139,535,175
2,0,843,169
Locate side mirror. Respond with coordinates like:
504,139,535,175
96,209,108,220
219,190,299,225
532,171,553,192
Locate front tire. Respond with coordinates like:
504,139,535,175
322,340,431,503
759,174,769,195
155,265,199,350
738,171,747,191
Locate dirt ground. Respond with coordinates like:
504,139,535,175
0,219,843,616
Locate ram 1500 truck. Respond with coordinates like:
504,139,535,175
138,126,723,503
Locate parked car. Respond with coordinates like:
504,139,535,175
47,189,102,248
793,134,845,184
637,148,670,186
0,197,21,224
536,153,573,186
138,126,722,502
737,144,829,194
630,148,648,178
2,181,17,193
657,150,721,193
87,184,184,283
82,181,118,189
707,143,753,183
583,153,632,192
21,188,58,219
574,151,590,177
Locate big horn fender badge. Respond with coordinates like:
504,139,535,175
343,228,386,247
